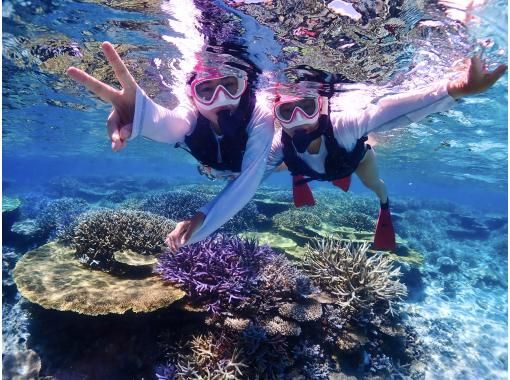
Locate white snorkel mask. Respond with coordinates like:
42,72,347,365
187,66,248,112
274,95,322,130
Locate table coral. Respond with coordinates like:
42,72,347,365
13,242,185,315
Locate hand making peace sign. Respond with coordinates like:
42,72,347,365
67,41,136,151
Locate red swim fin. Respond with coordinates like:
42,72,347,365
292,175,315,207
373,204,396,251
332,176,351,192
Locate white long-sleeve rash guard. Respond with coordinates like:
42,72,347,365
130,87,274,245
266,81,457,175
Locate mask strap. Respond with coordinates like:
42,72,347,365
320,96,328,115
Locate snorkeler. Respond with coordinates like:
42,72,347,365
268,57,507,250
67,42,273,251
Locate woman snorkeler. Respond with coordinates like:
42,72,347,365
268,57,507,250
67,42,273,251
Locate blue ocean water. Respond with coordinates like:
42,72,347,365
2,0,508,379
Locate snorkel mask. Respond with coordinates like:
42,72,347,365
187,66,248,112
274,95,322,130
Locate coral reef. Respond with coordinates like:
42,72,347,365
302,238,407,316
139,190,210,221
273,208,322,230
72,210,175,272
292,341,331,380
3,196,21,238
2,349,42,380
158,327,291,380
159,333,249,380
235,325,290,378
2,298,31,354
157,234,274,314
278,299,323,323
222,200,266,233
249,253,315,315
262,316,302,337
35,197,89,242
7,219,48,249
3,195,21,214
13,242,185,315
140,190,264,233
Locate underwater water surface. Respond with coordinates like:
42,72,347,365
2,0,508,379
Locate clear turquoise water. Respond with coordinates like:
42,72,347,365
2,0,508,378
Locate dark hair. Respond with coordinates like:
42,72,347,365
283,65,354,98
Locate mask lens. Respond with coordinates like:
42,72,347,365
218,76,240,97
297,98,318,117
194,76,241,101
276,97,318,122
277,102,296,121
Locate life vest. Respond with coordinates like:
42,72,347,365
177,92,254,173
281,114,368,207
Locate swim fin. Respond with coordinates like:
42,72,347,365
373,200,396,251
332,176,351,192
292,175,315,207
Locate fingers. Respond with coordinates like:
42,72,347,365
107,111,123,151
119,124,133,140
166,223,189,252
165,231,178,252
107,109,120,140
101,42,137,93
107,111,132,151
67,66,119,103
181,226,194,245
487,64,508,86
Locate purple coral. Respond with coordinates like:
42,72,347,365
154,363,176,380
292,340,331,380
156,234,275,314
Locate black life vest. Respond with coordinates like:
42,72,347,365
281,114,368,182
178,93,255,173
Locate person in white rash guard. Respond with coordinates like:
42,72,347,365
266,56,507,251
67,42,274,251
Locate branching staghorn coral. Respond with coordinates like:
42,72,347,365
158,333,249,380
244,253,316,317
273,209,322,230
157,235,275,315
301,238,407,316
73,210,175,272
158,327,290,380
292,340,331,380
235,325,290,378
321,304,349,346
35,197,89,242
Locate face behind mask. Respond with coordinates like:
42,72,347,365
291,123,325,153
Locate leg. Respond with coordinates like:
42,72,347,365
355,148,388,204
356,148,395,250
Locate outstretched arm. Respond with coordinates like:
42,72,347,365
67,41,197,148
129,87,196,144
67,41,137,151
334,56,507,139
446,56,507,99
166,106,274,250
